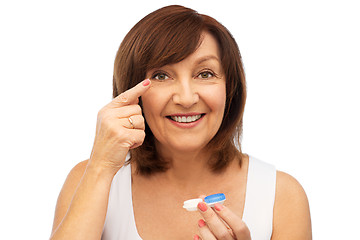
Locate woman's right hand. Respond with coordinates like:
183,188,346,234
50,81,150,239
88,79,151,174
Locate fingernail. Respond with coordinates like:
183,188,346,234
193,234,200,240
198,202,207,212
142,79,150,86
198,219,206,228
214,203,224,211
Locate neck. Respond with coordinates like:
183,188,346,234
154,143,220,191
131,146,245,201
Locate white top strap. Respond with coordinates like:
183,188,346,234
102,156,142,240
242,156,277,240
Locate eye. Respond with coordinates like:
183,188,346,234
198,71,214,79
152,72,169,81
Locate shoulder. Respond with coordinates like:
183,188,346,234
57,159,89,205
272,171,312,239
51,160,89,233
275,171,306,199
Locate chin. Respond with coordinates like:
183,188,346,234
165,139,209,154
153,132,216,155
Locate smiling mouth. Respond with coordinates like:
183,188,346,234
167,114,205,123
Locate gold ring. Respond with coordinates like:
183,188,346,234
128,117,134,129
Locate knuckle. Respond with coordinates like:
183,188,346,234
207,208,217,217
126,133,137,145
102,111,112,121
131,131,145,146
139,115,145,123
217,231,230,239
232,221,249,234
108,127,121,139
118,130,130,140
139,131,146,142
98,107,112,121
203,209,216,221
100,115,114,129
117,132,135,148
134,104,142,113
139,119,146,130
97,107,106,118
118,93,128,103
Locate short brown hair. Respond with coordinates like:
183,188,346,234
113,5,246,175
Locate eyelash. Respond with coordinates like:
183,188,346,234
151,70,216,81
151,71,170,81
198,70,215,79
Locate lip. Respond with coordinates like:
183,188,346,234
166,112,205,128
167,112,203,117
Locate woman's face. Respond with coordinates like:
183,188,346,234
142,32,226,154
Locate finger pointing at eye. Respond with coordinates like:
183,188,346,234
90,79,150,174
111,79,151,107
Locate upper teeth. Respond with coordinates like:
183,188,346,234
171,115,202,123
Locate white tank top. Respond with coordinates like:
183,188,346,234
102,156,276,240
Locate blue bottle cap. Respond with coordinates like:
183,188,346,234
204,193,226,204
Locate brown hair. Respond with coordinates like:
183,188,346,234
113,5,246,175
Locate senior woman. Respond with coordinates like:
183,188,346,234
50,5,311,240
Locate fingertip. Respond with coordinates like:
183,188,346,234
198,219,206,228
142,79,151,86
197,202,208,212
214,203,224,211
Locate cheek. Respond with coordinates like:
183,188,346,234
202,84,227,113
141,94,155,121
141,87,167,122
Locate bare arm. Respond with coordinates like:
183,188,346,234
50,79,151,240
271,171,312,240
50,160,115,240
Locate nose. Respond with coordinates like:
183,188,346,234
172,79,199,108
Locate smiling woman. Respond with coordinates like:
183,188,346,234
50,5,311,240
113,6,246,174
141,33,227,164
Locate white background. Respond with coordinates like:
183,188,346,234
1,0,359,239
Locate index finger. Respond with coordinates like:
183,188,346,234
112,79,151,106
213,204,251,239
197,202,233,239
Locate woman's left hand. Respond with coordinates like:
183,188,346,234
195,202,251,240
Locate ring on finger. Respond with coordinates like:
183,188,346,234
223,223,236,239
128,116,134,129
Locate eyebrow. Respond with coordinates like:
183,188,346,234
195,55,220,65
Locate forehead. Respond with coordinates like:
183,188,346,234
145,31,222,73
162,32,221,70
189,32,221,62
